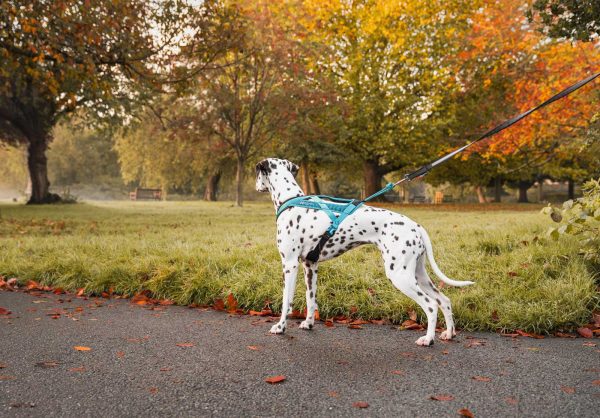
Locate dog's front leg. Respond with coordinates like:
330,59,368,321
299,260,318,330
270,259,299,334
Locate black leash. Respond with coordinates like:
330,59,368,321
393,71,600,186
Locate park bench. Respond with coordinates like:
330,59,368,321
409,195,427,203
129,188,162,201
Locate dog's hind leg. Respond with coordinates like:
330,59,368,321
417,257,456,340
300,260,318,330
386,257,438,346
270,259,299,334
416,257,456,340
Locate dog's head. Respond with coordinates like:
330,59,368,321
255,158,299,192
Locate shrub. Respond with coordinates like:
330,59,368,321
543,179,600,264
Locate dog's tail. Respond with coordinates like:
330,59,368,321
419,226,475,287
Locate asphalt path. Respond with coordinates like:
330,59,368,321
1,290,599,417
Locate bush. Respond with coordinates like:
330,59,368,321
543,179,600,264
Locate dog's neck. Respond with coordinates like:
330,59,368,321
267,170,305,210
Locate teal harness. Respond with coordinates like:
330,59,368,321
275,183,394,262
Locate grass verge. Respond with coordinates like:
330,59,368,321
0,201,597,333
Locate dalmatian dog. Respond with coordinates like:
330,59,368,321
255,158,474,346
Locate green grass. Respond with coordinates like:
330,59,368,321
0,201,597,333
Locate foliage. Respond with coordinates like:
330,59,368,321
0,201,597,333
543,178,600,263
529,0,600,41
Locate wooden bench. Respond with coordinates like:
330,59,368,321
129,188,162,201
409,195,427,203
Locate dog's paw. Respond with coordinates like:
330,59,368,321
415,336,434,346
270,323,286,334
439,330,456,340
299,320,313,330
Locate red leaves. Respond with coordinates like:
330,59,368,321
471,376,491,382
176,343,194,348
458,408,475,418
430,394,454,401
265,375,286,384
213,299,225,311
0,307,11,315
577,327,593,338
226,293,238,312
390,370,404,375
247,345,259,351
352,401,369,408
401,319,424,331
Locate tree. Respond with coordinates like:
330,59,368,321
303,0,479,198
0,0,226,203
529,0,600,41
185,2,296,206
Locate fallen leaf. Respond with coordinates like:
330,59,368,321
73,346,91,351
314,310,320,321
325,319,334,327
348,324,363,330
26,280,41,290
592,380,600,386
249,310,265,316
0,363,6,369
116,351,125,358
430,394,454,401
149,387,158,394
491,311,499,322
265,375,286,384
370,319,387,325
160,367,172,372
76,288,85,297
328,391,339,397
69,366,86,372
213,299,225,311
391,370,404,375
505,397,518,405
0,375,16,381
507,271,518,277
555,332,576,338
247,345,259,351
53,288,65,295
176,343,194,348
577,327,593,338
561,386,575,394
226,293,238,312
458,408,475,418
353,401,369,408
500,333,519,338
582,342,597,347
35,361,60,368
0,307,11,315
472,376,491,382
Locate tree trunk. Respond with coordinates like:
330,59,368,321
235,157,245,207
26,135,59,204
300,159,310,193
567,179,575,200
203,171,221,201
537,179,544,202
309,172,320,195
494,177,502,203
363,159,383,199
475,185,487,203
517,180,530,203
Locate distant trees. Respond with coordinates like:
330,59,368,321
0,0,227,203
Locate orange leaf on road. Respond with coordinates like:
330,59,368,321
176,343,194,348
0,307,11,315
472,376,491,382
247,345,259,351
74,346,91,351
458,408,475,418
353,401,369,408
592,380,600,386
265,375,286,384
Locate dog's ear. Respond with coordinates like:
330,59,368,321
255,160,270,175
285,160,299,177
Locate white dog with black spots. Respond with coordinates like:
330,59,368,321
255,158,474,346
